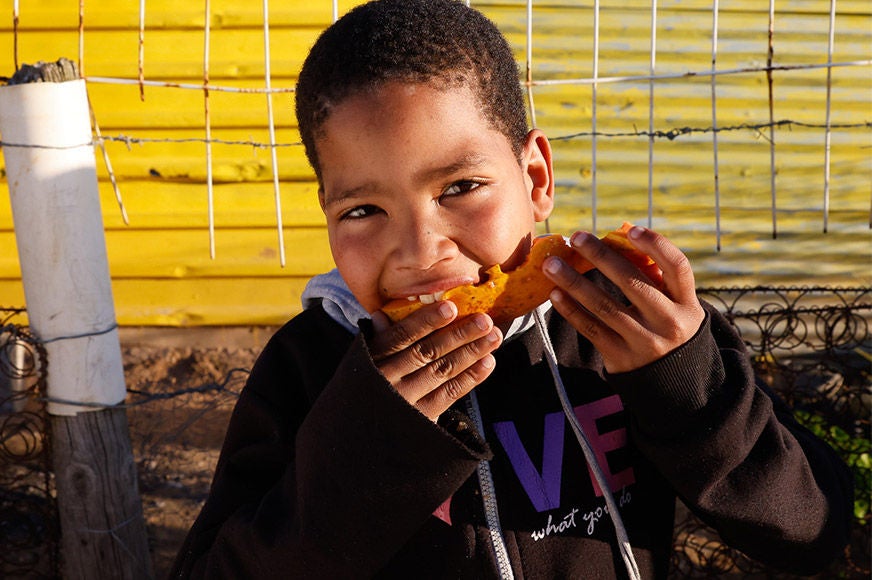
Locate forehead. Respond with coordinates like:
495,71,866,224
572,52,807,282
316,82,516,193
323,81,483,136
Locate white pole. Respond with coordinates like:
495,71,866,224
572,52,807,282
0,78,125,416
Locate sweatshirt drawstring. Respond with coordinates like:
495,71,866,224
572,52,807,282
465,392,516,580
534,307,642,580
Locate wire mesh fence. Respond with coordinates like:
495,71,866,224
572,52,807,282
1,1,870,577
1,2,869,325
1,286,870,578
0,313,56,579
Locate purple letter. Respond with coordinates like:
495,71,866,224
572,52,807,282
493,412,565,512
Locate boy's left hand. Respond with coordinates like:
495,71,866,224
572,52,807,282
543,225,705,374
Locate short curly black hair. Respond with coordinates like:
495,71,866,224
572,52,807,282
295,0,528,183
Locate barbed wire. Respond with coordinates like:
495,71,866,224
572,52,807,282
0,119,869,154
552,119,872,143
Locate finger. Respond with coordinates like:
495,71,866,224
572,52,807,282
546,273,630,350
403,327,501,410
622,226,698,305
377,313,496,386
370,309,392,334
544,250,642,332
370,300,457,361
548,286,610,340
565,229,684,328
568,230,659,301
415,354,497,421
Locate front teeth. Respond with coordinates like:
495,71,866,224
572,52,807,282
415,290,446,304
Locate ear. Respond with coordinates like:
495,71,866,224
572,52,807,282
522,129,555,223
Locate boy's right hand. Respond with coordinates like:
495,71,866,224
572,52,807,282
369,301,502,421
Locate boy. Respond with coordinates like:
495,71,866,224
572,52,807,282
171,1,852,578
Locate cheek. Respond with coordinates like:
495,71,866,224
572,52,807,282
472,190,535,260
330,232,385,312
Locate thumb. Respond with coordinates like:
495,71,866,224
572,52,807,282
370,309,392,333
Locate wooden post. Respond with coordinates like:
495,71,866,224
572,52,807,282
0,60,153,579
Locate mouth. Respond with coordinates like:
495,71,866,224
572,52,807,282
392,269,487,306
404,290,447,305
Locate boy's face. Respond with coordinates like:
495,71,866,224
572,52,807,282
317,81,554,314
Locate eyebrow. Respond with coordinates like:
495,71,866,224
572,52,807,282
321,183,373,209
323,152,490,208
413,152,489,184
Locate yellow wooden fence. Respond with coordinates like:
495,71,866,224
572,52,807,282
1,0,870,326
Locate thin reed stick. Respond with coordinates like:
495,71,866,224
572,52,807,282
262,0,287,267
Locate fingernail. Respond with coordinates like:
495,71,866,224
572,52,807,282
474,315,489,331
481,354,495,369
439,301,455,319
629,225,645,239
570,231,591,248
487,329,500,343
544,256,561,275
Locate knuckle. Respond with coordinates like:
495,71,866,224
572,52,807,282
430,356,456,380
590,240,611,262
561,300,587,326
410,340,438,365
464,337,488,358
662,318,690,343
650,339,672,360
387,323,415,348
441,377,468,402
595,296,621,318
581,320,601,339
451,321,473,342
627,275,650,294
673,254,695,279
565,272,587,294
462,315,491,338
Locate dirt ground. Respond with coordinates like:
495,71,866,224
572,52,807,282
120,327,275,578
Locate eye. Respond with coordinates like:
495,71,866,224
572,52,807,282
340,204,382,220
442,179,485,198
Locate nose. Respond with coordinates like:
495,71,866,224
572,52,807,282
393,216,454,272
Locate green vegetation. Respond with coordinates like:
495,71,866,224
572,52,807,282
795,410,871,524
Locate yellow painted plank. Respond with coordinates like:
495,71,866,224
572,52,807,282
85,82,301,129
118,139,309,180
2,0,366,31
4,1,871,34
0,180,323,230
105,277,313,326
0,277,315,327
0,227,333,279
6,29,318,81
96,181,323,230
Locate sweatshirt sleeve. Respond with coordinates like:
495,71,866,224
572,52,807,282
170,323,490,579
607,304,853,575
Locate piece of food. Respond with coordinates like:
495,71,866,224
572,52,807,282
382,222,660,324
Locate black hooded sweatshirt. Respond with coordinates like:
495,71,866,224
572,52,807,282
170,298,852,579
